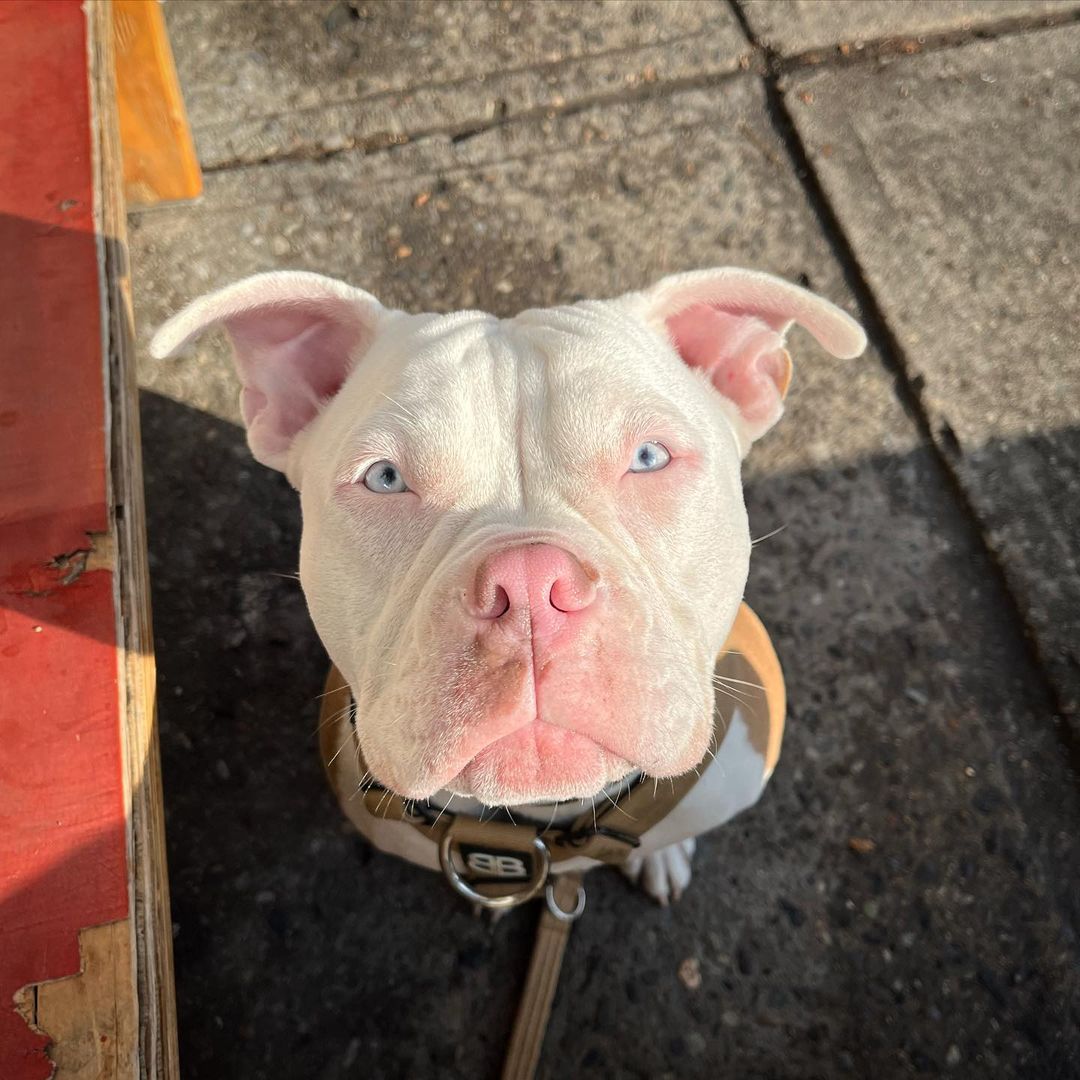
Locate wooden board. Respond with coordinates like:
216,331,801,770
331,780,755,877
113,0,202,208
0,2,178,1076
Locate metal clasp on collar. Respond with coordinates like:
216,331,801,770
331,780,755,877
438,832,586,921
544,880,586,922
439,833,550,911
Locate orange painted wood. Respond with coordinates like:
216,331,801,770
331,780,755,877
113,0,202,207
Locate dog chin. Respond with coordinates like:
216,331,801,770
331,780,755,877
368,706,713,805
433,721,632,806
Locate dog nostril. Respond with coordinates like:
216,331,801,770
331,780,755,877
549,584,569,614
492,586,510,619
549,574,596,614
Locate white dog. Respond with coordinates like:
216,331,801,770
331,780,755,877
153,268,864,904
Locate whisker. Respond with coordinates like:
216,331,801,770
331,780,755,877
430,795,454,829
711,673,755,696
715,674,766,692
711,682,752,706
314,683,350,702
325,729,356,767
602,787,636,821
378,391,422,424
312,701,356,736
348,770,375,801
751,524,787,546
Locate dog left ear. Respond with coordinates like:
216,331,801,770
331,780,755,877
151,271,384,473
634,268,866,449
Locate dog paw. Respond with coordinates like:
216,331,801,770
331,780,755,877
621,838,697,905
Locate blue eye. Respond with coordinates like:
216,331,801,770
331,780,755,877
628,441,671,474
362,460,409,493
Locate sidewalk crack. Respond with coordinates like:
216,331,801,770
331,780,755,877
726,0,1080,788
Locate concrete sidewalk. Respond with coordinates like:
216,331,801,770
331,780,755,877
130,2,1080,1077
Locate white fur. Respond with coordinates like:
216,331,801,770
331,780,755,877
153,269,863,871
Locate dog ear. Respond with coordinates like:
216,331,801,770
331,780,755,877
635,268,866,449
151,271,384,472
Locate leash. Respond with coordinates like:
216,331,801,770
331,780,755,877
500,870,584,1080
318,603,785,1078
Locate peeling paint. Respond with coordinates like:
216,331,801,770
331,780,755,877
21,531,114,598
11,920,134,1079
11,983,41,1035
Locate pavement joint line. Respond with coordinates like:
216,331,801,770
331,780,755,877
193,24,746,136
129,106,793,224
192,5,1080,177
759,4,1080,79
198,64,761,176
725,0,1080,790
302,114,777,192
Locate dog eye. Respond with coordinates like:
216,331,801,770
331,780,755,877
362,460,409,493
628,441,671,474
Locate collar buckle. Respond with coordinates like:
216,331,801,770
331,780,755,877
438,831,551,911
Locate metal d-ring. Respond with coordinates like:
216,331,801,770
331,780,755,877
545,880,587,922
438,833,551,911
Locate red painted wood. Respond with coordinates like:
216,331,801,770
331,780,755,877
0,3,130,1077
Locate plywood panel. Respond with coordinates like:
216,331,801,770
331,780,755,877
0,2,177,1076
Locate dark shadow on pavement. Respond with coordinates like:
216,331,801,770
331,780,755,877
139,390,1080,1080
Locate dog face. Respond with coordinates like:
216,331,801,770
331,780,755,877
153,269,864,804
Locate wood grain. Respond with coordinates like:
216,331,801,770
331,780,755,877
113,0,202,208
92,2,180,1074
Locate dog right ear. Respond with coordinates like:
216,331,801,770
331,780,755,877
628,267,866,453
151,271,384,473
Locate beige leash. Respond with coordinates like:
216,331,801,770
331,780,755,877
501,872,585,1080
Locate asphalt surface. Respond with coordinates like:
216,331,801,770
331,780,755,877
130,3,1080,1077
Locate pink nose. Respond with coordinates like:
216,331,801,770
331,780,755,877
471,543,597,639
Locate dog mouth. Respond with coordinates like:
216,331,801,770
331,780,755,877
441,720,635,804
351,622,713,803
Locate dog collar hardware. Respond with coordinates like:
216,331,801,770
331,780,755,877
544,879,586,922
439,832,551,911
351,757,693,888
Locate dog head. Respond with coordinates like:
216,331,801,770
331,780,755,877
153,268,864,805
